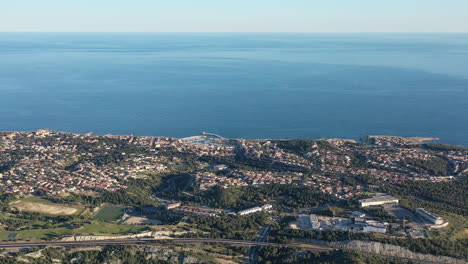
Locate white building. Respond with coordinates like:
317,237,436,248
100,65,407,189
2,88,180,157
298,214,320,230
415,208,444,225
359,195,399,207
238,204,272,216
363,222,387,233
310,215,320,229
214,164,228,171
350,211,366,218
354,219,388,233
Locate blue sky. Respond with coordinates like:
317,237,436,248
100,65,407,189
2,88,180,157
1,0,467,32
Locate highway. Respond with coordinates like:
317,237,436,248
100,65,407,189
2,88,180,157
246,217,278,264
0,238,448,263
0,238,331,252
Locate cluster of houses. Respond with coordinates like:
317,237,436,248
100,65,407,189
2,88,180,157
238,140,313,169
195,169,365,199
194,170,306,190
0,131,189,195
1,130,466,198
320,138,467,184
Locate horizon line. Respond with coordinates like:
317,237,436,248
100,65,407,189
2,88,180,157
1,31,468,34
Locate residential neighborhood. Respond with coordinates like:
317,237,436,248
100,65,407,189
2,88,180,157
0,130,467,199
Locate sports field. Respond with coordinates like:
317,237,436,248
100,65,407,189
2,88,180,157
94,205,127,221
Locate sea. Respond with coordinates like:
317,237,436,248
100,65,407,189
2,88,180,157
0,33,467,146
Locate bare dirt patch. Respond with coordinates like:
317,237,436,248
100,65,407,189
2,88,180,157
76,190,100,197
11,201,77,215
123,216,161,225
214,258,238,264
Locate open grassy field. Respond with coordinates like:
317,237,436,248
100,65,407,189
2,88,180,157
94,205,127,221
78,221,147,235
10,197,84,216
428,212,468,240
0,220,146,240
0,227,73,240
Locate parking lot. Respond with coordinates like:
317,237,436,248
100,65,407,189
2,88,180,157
383,204,424,224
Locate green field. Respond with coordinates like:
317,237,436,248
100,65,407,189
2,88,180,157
17,197,54,204
0,228,72,240
94,205,128,221
0,220,146,240
78,221,146,235
428,213,468,240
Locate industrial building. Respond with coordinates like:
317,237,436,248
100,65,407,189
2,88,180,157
298,214,320,230
350,211,366,218
297,214,352,231
415,208,444,225
362,223,387,233
296,214,388,234
355,218,388,233
358,194,399,207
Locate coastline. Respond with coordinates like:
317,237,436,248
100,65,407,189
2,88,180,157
3,129,460,148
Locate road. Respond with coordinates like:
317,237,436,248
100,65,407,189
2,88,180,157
0,238,446,264
246,217,278,264
161,175,184,193
0,238,331,252
152,175,189,203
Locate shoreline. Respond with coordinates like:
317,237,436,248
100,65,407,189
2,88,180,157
2,129,460,147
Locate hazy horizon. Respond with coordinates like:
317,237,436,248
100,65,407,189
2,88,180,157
2,0,468,33
2,32,468,34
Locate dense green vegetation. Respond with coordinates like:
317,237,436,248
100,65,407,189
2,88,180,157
195,184,335,210
49,174,165,207
185,212,269,240
402,156,451,175
199,155,308,173
52,188,156,208
382,176,468,216
0,246,412,264
0,246,174,264
422,143,468,152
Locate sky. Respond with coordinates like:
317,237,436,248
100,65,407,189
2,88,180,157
1,0,468,33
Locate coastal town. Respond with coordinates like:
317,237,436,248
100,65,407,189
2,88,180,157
0,130,467,197
0,130,466,263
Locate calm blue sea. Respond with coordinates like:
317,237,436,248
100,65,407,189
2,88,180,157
0,33,467,146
